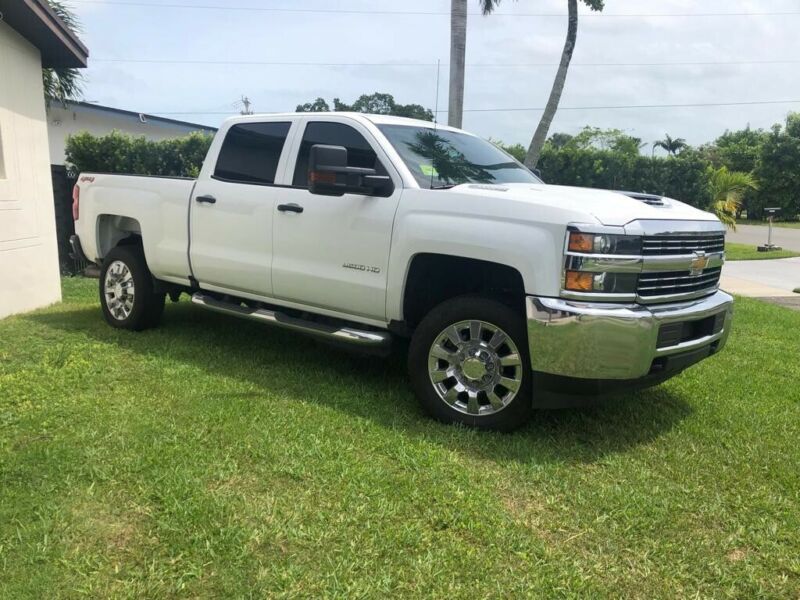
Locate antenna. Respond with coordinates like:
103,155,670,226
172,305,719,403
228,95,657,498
433,59,441,125
430,59,441,189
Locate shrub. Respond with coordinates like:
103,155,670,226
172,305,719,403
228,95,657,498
536,146,713,208
65,131,213,178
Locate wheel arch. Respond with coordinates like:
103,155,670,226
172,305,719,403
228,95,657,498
400,253,527,331
95,214,143,260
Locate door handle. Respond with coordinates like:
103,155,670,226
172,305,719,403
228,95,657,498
277,203,304,214
196,194,216,204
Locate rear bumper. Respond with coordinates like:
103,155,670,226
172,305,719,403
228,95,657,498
69,234,90,264
526,290,733,382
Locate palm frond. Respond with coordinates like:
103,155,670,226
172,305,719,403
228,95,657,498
479,0,501,15
43,1,85,104
708,167,759,230
48,1,83,32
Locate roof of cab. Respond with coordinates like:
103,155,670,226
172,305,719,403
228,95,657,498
221,112,466,134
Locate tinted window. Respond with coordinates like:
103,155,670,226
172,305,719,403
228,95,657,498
293,122,383,187
377,124,540,189
214,122,291,184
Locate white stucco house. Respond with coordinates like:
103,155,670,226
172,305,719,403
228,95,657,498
0,0,89,319
47,101,217,166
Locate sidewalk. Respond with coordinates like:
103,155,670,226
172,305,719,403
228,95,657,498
721,257,800,297
720,258,800,311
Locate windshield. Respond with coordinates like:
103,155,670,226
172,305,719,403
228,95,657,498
377,124,541,189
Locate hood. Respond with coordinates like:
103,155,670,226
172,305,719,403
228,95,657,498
456,183,719,228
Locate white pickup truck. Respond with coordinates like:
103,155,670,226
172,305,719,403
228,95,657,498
71,113,733,430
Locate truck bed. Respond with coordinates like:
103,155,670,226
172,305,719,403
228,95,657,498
73,173,197,285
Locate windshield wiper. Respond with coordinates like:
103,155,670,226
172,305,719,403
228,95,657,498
430,184,458,190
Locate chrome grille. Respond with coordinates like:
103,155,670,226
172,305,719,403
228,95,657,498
638,267,722,298
642,233,725,256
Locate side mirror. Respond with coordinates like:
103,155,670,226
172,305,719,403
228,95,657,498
308,144,393,197
532,168,543,181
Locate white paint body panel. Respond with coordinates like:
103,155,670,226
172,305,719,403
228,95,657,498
74,112,722,329
75,175,195,283
270,115,403,320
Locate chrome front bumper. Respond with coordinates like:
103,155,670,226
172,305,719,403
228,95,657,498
526,290,733,380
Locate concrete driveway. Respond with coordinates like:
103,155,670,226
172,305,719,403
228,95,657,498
721,256,800,297
726,224,800,252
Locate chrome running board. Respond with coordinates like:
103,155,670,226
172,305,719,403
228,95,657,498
191,293,392,350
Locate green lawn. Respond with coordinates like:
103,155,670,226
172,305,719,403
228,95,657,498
726,242,800,261
2,278,799,597
739,219,800,229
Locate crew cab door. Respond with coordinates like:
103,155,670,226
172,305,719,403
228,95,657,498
271,118,402,321
189,120,294,296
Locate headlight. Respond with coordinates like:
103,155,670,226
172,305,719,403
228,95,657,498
564,270,639,294
563,228,642,299
567,231,642,256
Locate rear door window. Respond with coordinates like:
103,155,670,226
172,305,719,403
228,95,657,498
214,122,291,185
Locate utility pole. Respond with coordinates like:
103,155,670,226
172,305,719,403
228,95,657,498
448,0,467,128
239,95,254,115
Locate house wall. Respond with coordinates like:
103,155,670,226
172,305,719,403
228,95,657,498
0,21,63,318
47,105,215,165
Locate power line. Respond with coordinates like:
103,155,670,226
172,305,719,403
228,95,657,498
454,100,800,113
68,1,800,18
91,58,800,68
145,99,800,116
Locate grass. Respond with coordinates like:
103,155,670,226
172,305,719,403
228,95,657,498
725,242,800,261
2,278,800,598
739,219,800,229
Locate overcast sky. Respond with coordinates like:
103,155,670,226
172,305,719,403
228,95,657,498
70,0,800,150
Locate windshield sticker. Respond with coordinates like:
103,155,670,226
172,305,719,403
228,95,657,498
420,164,439,177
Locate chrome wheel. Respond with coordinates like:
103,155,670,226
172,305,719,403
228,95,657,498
103,260,135,320
428,320,523,416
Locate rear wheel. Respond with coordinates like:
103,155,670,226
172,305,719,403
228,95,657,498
99,245,165,330
408,296,532,431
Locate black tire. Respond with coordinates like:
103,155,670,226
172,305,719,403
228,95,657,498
408,295,533,432
99,244,165,331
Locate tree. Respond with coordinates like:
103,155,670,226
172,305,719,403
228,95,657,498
754,113,800,220
43,1,84,104
295,98,330,112
566,126,643,156
654,134,688,156
708,167,758,230
708,127,768,172
491,140,527,163
547,132,574,150
296,92,434,121
480,0,605,168
448,0,468,128
699,127,768,216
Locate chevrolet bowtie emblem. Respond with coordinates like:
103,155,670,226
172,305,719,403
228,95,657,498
690,251,710,276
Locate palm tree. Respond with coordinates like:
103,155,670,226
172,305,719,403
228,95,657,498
653,134,688,156
448,0,468,127
708,167,758,230
43,1,84,105
480,0,604,168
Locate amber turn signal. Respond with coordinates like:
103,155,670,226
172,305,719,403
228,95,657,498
568,232,594,253
565,271,594,292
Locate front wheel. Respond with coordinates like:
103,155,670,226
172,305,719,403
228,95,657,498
99,245,165,331
408,296,533,431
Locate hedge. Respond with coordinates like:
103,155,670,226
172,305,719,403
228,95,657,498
537,147,714,209
65,131,213,178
